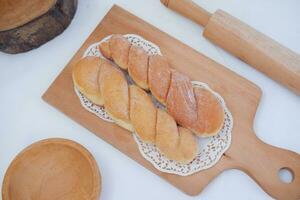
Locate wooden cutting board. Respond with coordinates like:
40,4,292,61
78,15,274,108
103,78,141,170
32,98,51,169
42,5,300,200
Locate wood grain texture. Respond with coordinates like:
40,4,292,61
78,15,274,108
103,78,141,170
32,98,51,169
161,0,300,95
42,5,300,199
160,0,211,27
0,0,77,54
2,138,101,200
203,10,300,95
0,0,56,31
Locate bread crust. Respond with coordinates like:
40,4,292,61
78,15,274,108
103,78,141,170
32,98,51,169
156,109,180,161
99,41,111,59
72,56,103,105
73,56,199,163
178,127,198,162
156,109,197,163
128,45,149,90
166,70,197,129
129,85,156,143
98,60,133,131
100,34,225,137
192,87,224,137
148,55,171,104
109,34,131,69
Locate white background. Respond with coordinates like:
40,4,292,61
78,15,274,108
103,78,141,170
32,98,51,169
0,0,300,199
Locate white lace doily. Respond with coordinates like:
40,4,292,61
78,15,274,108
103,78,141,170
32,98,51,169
76,34,233,176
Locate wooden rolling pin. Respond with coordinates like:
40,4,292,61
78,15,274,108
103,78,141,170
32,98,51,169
161,0,300,95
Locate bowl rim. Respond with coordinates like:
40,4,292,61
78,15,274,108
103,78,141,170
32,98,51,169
1,138,101,200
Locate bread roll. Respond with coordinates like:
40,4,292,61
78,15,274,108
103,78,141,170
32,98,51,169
73,56,199,163
177,127,198,162
98,60,133,131
72,56,103,105
128,45,149,90
156,109,181,161
109,34,131,70
156,109,198,163
148,55,171,104
99,34,225,137
99,41,112,59
192,87,224,137
166,70,197,129
129,85,156,143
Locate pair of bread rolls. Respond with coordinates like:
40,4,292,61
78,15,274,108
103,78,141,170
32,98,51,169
73,56,198,163
99,34,224,137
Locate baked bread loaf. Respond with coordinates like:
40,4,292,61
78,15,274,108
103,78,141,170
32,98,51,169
72,56,103,105
72,56,198,163
99,61,133,131
99,34,224,137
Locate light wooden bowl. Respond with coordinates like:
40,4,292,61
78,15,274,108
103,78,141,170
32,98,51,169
2,138,101,200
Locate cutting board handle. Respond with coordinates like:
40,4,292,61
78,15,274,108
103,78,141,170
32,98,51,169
160,0,211,27
230,129,300,200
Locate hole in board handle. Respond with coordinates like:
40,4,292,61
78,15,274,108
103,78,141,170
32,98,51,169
278,167,294,184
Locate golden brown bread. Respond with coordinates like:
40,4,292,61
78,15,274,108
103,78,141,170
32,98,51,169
177,127,198,162
109,34,130,69
99,41,111,59
72,56,103,105
192,87,225,136
129,85,156,143
156,109,198,163
98,60,133,131
128,45,149,90
73,56,198,163
166,70,197,129
99,34,225,137
156,109,180,161
148,55,171,104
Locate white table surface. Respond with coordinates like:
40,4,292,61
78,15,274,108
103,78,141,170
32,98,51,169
1,0,299,199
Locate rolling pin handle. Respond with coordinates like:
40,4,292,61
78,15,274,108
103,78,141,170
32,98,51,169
160,0,212,27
